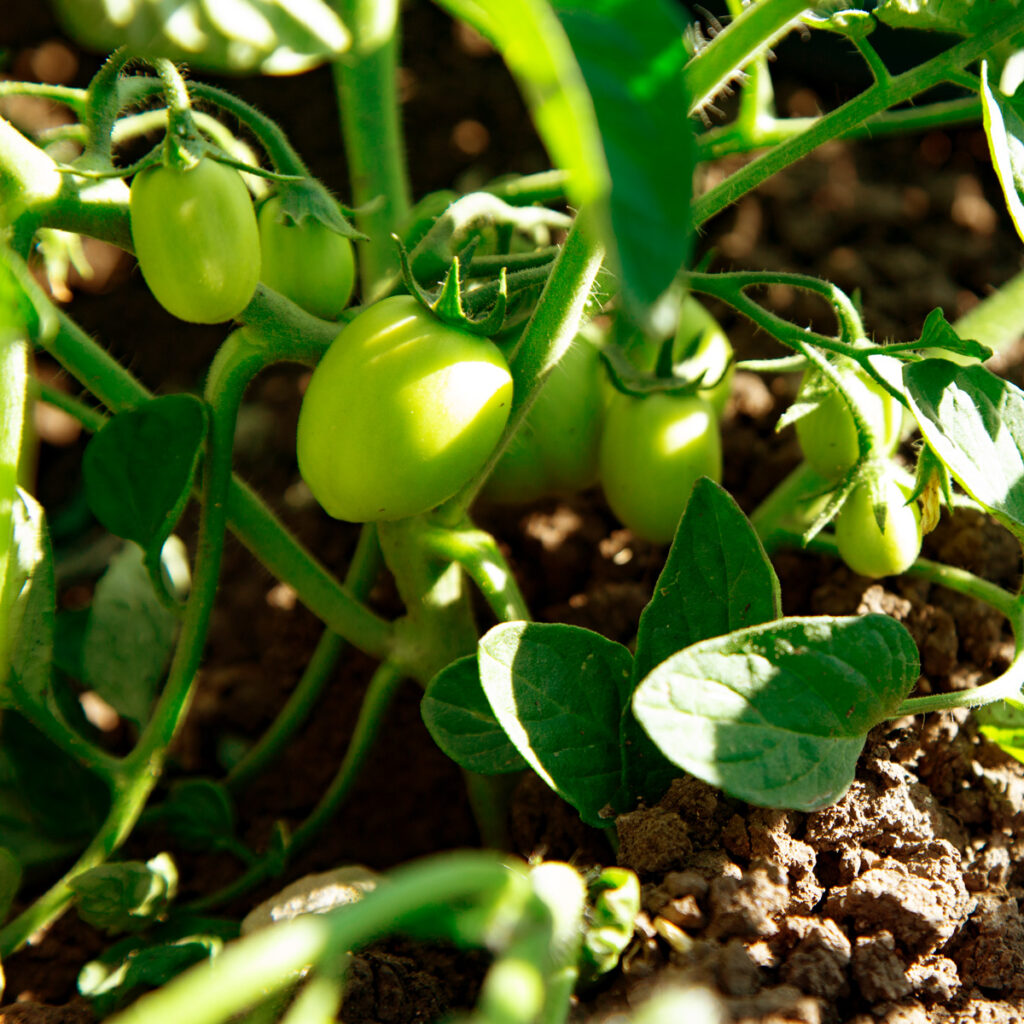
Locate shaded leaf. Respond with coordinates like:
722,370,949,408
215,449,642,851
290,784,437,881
149,779,238,851
478,621,632,826
70,853,178,934
81,543,178,727
633,615,919,810
421,655,528,775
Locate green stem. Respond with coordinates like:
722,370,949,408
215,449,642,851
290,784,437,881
682,0,813,116
693,13,1024,225
698,96,982,160
331,0,411,297
485,170,568,205
108,853,523,1024
225,526,382,792
0,82,87,110
437,211,605,524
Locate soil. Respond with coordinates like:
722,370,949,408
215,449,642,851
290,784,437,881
4,3,1024,1023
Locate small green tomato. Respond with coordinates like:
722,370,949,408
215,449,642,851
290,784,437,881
835,476,922,578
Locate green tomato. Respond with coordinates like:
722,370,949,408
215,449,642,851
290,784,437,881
129,158,260,324
599,391,722,544
835,477,922,578
795,365,902,480
482,330,604,504
297,296,513,522
258,197,356,319
624,296,734,417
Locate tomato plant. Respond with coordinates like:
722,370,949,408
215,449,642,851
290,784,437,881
129,157,260,324
794,362,902,480
835,475,923,579
482,329,604,504
598,391,722,544
258,196,356,319
296,295,513,522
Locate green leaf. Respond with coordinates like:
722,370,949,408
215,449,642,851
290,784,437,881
875,0,1018,34
634,478,781,682
1,491,58,715
0,846,22,922
51,0,350,74
81,543,179,727
554,0,695,310
70,853,178,934
149,780,237,851
478,621,633,826
903,358,1024,536
976,700,1024,762
83,395,206,578
421,655,528,775
632,615,920,811
580,866,640,981
981,61,1024,247
434,0,609,221
916,307,992,363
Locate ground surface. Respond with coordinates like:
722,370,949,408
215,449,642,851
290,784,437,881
4,3,1024,1022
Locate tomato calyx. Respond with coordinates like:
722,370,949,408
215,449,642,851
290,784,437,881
267,180,364,242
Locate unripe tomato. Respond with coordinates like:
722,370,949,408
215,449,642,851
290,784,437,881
297,296,513,522
258,197,356,319
129,158,260,324
482,330,604,504
625,296,734,417
835,477,922,578
795,364,902,480
599,391,722,544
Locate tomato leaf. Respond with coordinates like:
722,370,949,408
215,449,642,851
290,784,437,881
916,307,991,363
903,358,1024,537
875,0,1009,35
981,61,1024,248
0,845,20,922
422,655,528,775
975,700,1024,763
51,0,350,74
70,853,178,934
478,622,633,826
634,478,781,681
83,395,207,580
81,544,179,728
632,615,919,811
554,0,695,311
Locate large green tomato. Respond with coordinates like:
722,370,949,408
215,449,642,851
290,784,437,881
795,364,902,480
297,296,514,522
482,330,604,504
625,296,734,417
129,158,260,324
258,197,356,319
599,392,722,544
835,477,922,578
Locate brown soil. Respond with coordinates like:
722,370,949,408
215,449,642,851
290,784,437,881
5,3,1024,1024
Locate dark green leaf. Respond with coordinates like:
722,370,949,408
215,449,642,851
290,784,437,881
81,543,178,727
917,307,992,363
634,477,781,682
981,61,1024,247
83,395,207,560
70,853,178,934
0,846,22,921
903,358,1024,535
478,621,633,826
52,0,350,74
632,615,920,811
555,0,694,311
421,655,528,775
150,780,237,851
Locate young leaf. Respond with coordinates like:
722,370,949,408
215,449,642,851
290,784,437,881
554,0,695,310
421,655,528,775
634,477,781,682
83,395,207,565
81,543,179,727
917,307,991,364
981,61,1024,247
478,622,633,826
70,853,178,934
632,615,920,811
903,358,1024,536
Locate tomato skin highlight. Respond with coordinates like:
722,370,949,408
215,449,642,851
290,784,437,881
296,296,514,522
129,158,260,324
835,477,922,578
482,330,604,504
599,392,722,544
257,197,356,319
795,366,902,480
